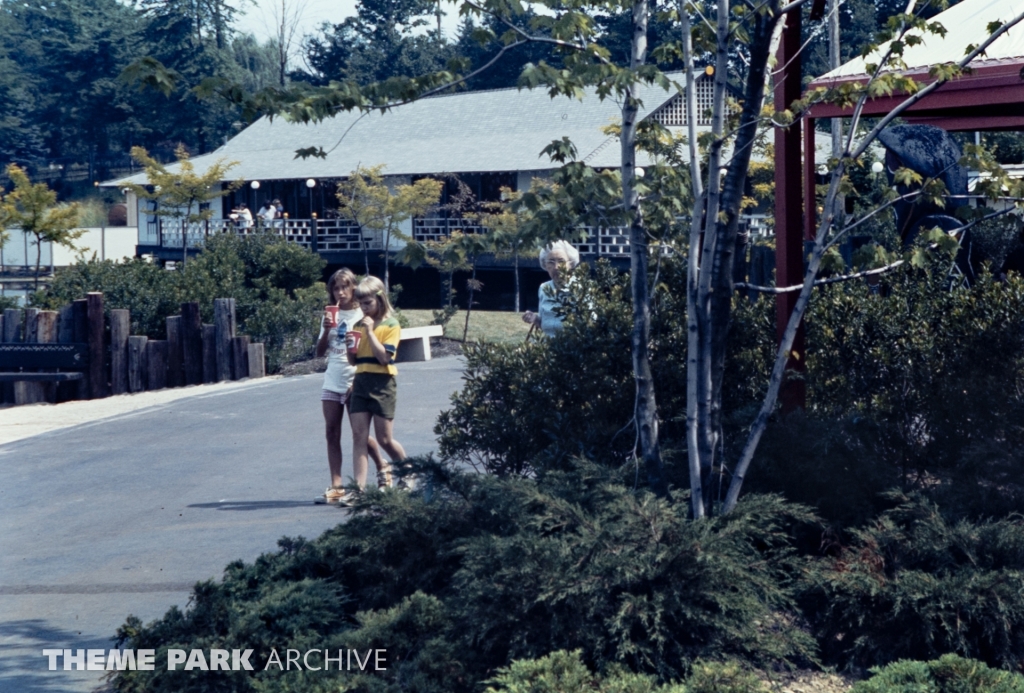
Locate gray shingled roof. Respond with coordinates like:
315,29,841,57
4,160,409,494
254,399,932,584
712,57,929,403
113,79,690,185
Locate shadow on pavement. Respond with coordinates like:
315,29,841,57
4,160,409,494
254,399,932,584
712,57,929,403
0,619,113,693
188,500,328,511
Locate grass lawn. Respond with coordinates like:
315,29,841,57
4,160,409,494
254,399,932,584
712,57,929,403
402,309,532,345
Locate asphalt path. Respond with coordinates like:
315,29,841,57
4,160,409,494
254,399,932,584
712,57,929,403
0,357,465,693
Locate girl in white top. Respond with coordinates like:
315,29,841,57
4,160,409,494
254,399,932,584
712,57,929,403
314,268,387,505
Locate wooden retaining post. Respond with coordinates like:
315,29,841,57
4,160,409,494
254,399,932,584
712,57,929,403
231,335,250,380
72,299,88,343
247,343,265,379
36,311,57,343
201,324,217,384
55,305,75,402
110,309,130,395
24,308,39,343
15,308,43,405
166,315,183,388
36,310,58,404
181,302,203,386
214,298,235,382
58,304,74,343
86,293,106,399
2,308,22,342
145,340,167,390
128,336,148,393
2,308,23,403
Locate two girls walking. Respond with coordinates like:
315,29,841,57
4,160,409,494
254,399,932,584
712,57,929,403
315,271,407,504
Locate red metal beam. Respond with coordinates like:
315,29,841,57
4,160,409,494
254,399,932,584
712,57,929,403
807,62,1024,120
774,13,806,412
804,117,817,241
904,114,1024,131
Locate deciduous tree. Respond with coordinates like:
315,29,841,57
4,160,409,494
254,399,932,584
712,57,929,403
335,164,443,289
2,164,83,289
121,144,240,267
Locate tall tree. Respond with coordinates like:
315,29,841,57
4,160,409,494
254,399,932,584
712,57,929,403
300,0,454,84
265,0,309,86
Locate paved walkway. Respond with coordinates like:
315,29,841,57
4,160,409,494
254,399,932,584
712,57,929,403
0,358,465,693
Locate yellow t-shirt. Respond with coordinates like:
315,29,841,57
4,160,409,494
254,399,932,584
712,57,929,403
353,317,400,376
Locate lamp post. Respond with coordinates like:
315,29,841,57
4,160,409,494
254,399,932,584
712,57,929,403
306,179,317,220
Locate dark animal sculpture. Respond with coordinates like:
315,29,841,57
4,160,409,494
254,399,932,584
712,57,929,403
876,124,977,283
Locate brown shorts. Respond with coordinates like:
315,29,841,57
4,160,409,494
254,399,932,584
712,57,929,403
349,373,397,419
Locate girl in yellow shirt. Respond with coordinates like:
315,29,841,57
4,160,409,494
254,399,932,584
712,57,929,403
347,276,408,491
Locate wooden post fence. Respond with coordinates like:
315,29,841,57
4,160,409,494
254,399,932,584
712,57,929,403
2,294,265,407
110,309,130,395
181,302,203,386
214,298,235,382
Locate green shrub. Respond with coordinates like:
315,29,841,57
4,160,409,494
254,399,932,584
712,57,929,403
800,495,1024,670
435,258,707,479
435,261,638,475
112,462,818,693
0,294,23,311
483,651,767,693
35,232,326,372
36,256,180,336
851,654,1024,693
804,267,1024,518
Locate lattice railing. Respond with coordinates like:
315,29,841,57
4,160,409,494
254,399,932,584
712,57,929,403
151,216,764,259
413,216,486,243
150,218,385,252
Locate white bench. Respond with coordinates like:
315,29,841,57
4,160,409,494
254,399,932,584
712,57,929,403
396,324,444,362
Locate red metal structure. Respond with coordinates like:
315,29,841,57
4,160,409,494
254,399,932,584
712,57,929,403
774,14,810,411
773,0,1024,410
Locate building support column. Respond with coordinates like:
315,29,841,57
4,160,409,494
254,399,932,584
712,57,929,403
773,11,806,412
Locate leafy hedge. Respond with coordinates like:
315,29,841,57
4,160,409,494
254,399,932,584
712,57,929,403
437,252,1024,524
805,268,1024,519
35,232,326,372
112,462,817,693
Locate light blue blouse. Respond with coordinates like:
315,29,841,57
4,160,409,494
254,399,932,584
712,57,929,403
537,280,568,337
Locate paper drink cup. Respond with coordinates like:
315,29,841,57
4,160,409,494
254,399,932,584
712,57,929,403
346,330,362,353
324,306,339,327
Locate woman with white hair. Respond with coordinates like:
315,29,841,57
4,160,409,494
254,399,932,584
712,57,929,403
522,240,581,337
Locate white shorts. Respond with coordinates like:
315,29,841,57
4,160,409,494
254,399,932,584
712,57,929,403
320,389,349,404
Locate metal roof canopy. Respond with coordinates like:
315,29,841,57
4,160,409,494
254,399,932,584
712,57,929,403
108,77,699,187
806,0,1024,130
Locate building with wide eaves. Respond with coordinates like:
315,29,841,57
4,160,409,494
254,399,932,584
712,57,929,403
111,75,740,309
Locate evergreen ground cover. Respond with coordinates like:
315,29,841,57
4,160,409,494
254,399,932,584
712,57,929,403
107,248,1024,691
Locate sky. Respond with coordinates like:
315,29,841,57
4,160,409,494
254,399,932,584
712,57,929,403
234,0,467,47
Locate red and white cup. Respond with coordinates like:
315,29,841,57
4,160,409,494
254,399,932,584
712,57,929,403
346,330,362,354
324,306,339,328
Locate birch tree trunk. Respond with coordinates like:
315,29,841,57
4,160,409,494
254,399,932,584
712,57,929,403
624,0,670,498
682,0,782,514
681,4,707,519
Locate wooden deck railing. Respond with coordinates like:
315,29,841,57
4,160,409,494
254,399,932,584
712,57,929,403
147,217,641,258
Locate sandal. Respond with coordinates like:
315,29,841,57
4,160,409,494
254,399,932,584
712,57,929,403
377,464,394,490
315,487,348,505
395,473,416,492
